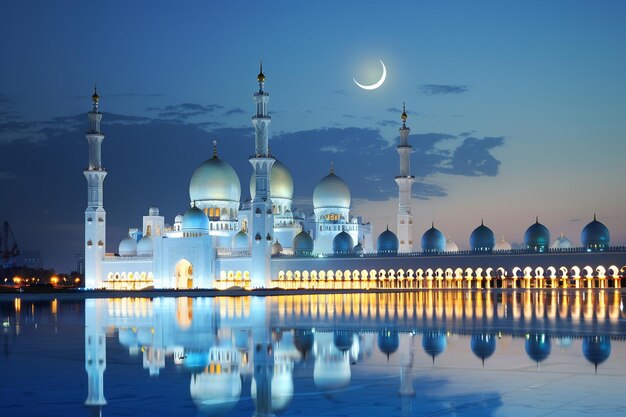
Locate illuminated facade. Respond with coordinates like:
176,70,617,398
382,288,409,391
83,67,626,290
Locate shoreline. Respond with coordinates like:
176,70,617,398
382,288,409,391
1,286,624,301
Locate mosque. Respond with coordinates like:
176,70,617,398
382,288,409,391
83,65,626,291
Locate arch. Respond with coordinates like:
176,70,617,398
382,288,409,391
407,269,415,279
608,265,619,277
286,270,293,280
570,265,581,278
311,270,318,280
523,266,533,279
294,270,302,280
302,270,309,280
596,265,606,278
425,268,434,279
435,268,444,279
475,268,484,279
582,265,593,278
546,266,557,279
397,269,405,279
485,267,493,279
512,267,523,278
464,268,474,279
319,270,326,280
369,270,377,280
445,268,454,279
453,268,463,279
416,269,424,279
174,259,194,289
535,267,544,278
278,270,286,280
387,269,396,279
378,269,387,279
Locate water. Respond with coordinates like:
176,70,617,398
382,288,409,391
1,290,626,417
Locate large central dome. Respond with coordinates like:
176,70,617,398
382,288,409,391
250,159,293,200
313,170,350,209
189,153,241,203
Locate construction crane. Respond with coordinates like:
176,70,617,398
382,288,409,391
0,221,19,264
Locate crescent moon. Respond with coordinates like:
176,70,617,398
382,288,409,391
353,60,387,90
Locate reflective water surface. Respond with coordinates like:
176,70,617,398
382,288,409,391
1,290,626,417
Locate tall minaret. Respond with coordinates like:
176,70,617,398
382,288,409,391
249,62,275,287
85,298,107,409
83,87,107,288
394,103,415,253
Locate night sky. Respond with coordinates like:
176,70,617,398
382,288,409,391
1,1,626,272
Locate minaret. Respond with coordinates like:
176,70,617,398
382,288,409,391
85,299,107,408
249,62,275,287
84,87,107,288
394,103,415,253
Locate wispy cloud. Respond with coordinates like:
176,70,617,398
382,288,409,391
419,84,470,95
147,103,223,120
332,89,349,96
224,107,246,116
0,171,16,180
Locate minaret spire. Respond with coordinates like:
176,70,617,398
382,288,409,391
84,86,107,289
250,63,275,287
395,102,415,253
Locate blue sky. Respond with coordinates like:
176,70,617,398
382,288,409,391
1,1,626,271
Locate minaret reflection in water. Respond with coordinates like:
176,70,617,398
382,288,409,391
82,290,624,415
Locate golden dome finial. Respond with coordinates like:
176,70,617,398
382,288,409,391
92,84,99,104
401,101,407,121
212,140,218,159
257,60,265,83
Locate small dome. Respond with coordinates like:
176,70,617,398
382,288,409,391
137,235,154,255
232,230,249,249
148,207,159,216
581,215,610,251
313,168,351,210
524,218,550,252
119,236,137,256
333,331,354,352
190,371,242,416
445,236,459,252
189,153,241,204
293,231,314,256
174,213,184,223
582,336,611,369
470,334,497,364
421,223,445,253
422,332,447,362
494,235,512,251
294,329,315,358
470,221,495,252
525,334,551,363
353,242,364,253
272,241,283,255
378,330,400,357
377,227,399,255
332,231,354,254
182,205,209,232
293,208,305,220
250,159,294,201
550,233,573,249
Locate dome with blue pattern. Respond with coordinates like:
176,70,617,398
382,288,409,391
525,334,551,364
377,227,399,255
582,336,611,371
470,333,497,365
293,231,314,256
422,332,447,363
581,215,610,251
421,223,445,253
470,221,495,252
333,231,354,254
378,330,399,358
524,217,550,252
182,204,209,232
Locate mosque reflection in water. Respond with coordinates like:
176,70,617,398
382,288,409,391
75,290,626,415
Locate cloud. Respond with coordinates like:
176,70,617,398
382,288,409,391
386,107,419,115
377,120,397,127
319,145,346,153
439,136,505,176
67,92,164,99
419,84,470,95
147,103,223,120
341,114,355,119
332,89,349,96
0,171,16,180
224,107,246,116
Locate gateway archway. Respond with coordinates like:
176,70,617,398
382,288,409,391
175,259,194,289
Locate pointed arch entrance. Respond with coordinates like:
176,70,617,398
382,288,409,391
175,259,194,289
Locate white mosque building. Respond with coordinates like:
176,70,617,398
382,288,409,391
84,65,374,290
